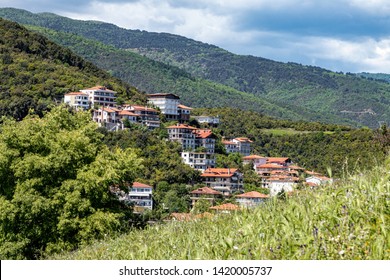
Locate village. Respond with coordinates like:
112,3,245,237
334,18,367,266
64,86,333,216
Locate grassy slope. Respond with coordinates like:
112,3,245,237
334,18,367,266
49,162,389,260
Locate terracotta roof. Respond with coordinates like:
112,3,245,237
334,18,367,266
64,91,88,96
267,157,290,163
234,137,253,143
222,140,236,145
167,124,197,129
201,168,239,178
130,105,158,112
195,129,215,139
289,165,304,170
305,170,323,176
236,191,269,199
210,203,240,211
243,155,266,160
178,104,193,110
191,187,222,195
83,86,116,93
132,182,152,188
257,164,286,169
118,110,139,116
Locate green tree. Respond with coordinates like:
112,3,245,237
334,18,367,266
0,106,143,259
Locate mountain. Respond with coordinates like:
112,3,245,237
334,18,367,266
355,72,390,83
1,8,390,127
0,16,146,120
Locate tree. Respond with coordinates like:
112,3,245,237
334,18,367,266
0,106,143,259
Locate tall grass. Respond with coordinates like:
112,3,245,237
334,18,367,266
49,162,389,260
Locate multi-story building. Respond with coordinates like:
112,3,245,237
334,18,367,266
222,140,240,154
64,92,90,110
181,151,216,172
201,168,244,196
80,86,117,107
190,187,222,207
167,124,197,151
195,129,217,154
127,182,153,212
232,137,252,156
242,155,267,169
92,107,122,130
178,104,192,122
193,115,220,126
236,191,269,208
122,105,160,129
147,93,180,121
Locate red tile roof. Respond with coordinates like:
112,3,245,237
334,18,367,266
130,105,158,112
167,124,197,129
234,137,253,143
195,129,215,139
178,104,193,110
210,203,240,211
257,164,286,169
132,182,152,188
118,110,139,116
267,157,290,163
222,140,236,145
64,91,88,96
243,155,266,160
201,168,239,178
191,187,222,195
236,191,269,198
83,86,116,93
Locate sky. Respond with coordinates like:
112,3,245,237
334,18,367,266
1,0,390,73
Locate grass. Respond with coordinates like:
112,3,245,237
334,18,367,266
48,162,389,260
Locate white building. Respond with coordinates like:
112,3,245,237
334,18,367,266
80,86,117,107
236,191,269,208
64,92,90,110
181,151,216,172
193,116,220,126
201,168,244,196
147,93,180,120
126,182,153,212
167,124,197,151
242,155,267,169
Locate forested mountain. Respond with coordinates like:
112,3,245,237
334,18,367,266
1,8,390,127
0,17,146,120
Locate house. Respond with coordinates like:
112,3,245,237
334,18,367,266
222,137,253,156
126,182,153,213
80,86,117,107
222,140,239,154
266,157,292,166
195,129,217,154
193,115,220,126
178,104,193,122
242,155,267,169
181,151,216,172
267,177,297,196
209,203,240,213
92,107,122,130
118,110,139,125
167,124,197,151
64,91,89,110
122,105,160,129
306,175,333,186
236,191,269,208
190,187,223,207
147,93,180,121
201,168,244,196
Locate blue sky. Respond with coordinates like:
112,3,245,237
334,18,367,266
1,0,390,73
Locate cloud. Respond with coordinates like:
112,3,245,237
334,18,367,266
2,0,390,72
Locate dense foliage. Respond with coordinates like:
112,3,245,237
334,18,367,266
193,108,385,176
1,8,388,127
48,159,390,260
0,107,143,259
0,17,146,120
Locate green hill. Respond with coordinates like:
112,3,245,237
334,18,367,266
0,16,146,120
2,8,390,127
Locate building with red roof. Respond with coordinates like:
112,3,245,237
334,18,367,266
201,168,243,196
236,191,269,208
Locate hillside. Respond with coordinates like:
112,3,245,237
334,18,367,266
2,8,390,127
0,17,146,120
48,160,390,260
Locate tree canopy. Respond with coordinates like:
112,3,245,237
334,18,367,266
0,106,143,259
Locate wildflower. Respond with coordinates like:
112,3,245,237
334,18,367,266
233,246,239,250
338,250,345,255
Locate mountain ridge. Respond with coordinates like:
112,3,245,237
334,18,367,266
1,8,390,127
